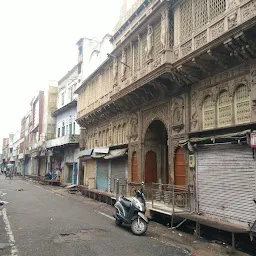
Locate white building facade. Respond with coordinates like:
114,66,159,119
46,65,80,184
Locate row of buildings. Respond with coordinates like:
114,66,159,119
0,74,80,184
1,0,256,242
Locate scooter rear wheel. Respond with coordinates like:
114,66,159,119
131,217,147,235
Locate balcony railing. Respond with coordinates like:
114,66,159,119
46,134,79,148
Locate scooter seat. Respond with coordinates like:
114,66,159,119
120,198,131,208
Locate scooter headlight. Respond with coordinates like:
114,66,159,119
135,201,142,211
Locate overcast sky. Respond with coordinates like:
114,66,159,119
0,0,136,144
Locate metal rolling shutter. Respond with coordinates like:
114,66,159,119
39,158,47,176
96,160,109,192
197,144,256,225
110,157,127,193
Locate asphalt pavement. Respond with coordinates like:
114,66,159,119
0,175,191,256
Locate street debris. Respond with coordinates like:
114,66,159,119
179,233,183,237
66,184,78,194
0,201,9,206
17,189,25,191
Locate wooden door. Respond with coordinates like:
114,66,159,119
174,147,186,185
145,151,157,183
131,152,138,182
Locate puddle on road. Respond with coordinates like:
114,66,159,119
54,228,108,243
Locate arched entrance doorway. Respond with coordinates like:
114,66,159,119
174,147,186,185
144,120,168,184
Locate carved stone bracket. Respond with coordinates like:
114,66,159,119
207,49,228,69
192,58,211,75
176,65,195,84
224,33,256,61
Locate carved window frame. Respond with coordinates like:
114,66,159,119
234,84,251,125
106,129,109,146
217,90,232,127
202,95,215,130
98,131,102,147
113,127,117,145
118,125,122,145
123,123,127,144
102,130,106,147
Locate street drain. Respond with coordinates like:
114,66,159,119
54,229,107,243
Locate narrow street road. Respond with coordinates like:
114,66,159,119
0,175,190,256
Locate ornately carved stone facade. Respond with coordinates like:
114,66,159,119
76,0,256,229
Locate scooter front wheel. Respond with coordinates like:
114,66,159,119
131,217,147,235
115,218,122,226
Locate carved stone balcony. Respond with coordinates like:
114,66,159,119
172,0,256,63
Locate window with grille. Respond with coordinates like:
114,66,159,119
113,127,117,145
118,125,122,144
180,0,193,41
194,0,208,31
69,123,72,135
106,129,109,146
179,0,226,41
235,85,251,124
102,131,106,147
133,41,139,72
73,122,76,134
62,122,65,136
123,124,127,144
127,47,132,77
210,0,226,20
98,132,101,147
217,90,232,127
153,21,161,59
203,96,215,129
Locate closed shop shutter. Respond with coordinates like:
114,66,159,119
96,160,109,192
110,157,127,193
197,144,256,225
39,157,47,176
85,160,96,189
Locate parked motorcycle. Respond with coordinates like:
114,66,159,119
113,182,148,235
